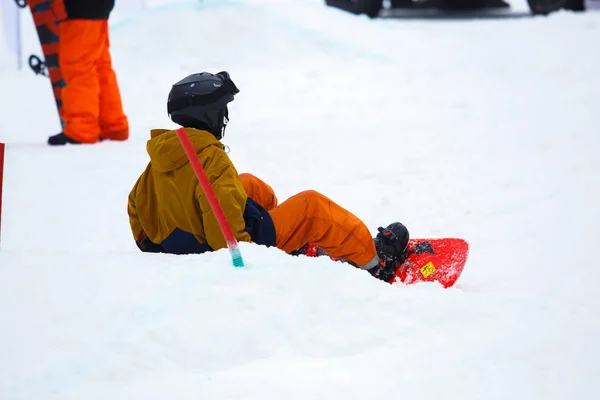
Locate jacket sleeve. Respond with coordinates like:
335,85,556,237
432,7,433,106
197,147,252,251
127,180,143,242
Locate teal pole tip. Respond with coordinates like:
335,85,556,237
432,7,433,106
230,247,245,268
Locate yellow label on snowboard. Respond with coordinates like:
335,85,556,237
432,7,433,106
420,262,436,278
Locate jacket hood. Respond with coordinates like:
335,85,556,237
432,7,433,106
146,128,224,172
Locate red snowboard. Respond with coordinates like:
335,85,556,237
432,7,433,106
391,238,469,288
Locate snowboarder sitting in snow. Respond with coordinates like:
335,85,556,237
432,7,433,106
127,71,409,282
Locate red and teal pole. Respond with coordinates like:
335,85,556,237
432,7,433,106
175,128,244,267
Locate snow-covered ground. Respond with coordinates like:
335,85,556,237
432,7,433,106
1,0,599,399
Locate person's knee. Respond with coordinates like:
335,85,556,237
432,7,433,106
300,189,333,201
239,173,278,210
239,172,255,183
239,173,256,196
296,190,329,210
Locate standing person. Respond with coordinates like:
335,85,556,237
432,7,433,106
48,0,129,145
127,71,409,281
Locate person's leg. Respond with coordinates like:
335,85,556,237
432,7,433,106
59,19,103,143
269,190,378,268
97,21,129,141
239,173,278,211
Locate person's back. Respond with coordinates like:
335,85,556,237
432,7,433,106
129,127,251,254
129,71,276,254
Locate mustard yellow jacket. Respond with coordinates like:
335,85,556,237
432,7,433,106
128,128,253,252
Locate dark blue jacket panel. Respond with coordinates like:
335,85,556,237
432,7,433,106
243,198,276,247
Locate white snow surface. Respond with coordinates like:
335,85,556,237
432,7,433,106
1,0,600,399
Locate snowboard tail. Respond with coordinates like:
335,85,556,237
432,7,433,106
26,0,67,126
391,238,469,288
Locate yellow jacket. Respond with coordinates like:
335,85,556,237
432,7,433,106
128,128,252,252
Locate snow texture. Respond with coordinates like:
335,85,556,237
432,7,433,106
1,0,599,399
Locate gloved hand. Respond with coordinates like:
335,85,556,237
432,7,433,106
136,232,162,253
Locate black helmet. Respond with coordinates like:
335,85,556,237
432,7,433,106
167,71,240,140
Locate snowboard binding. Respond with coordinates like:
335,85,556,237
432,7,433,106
366,222,410,282
28,55,48,77
374,222,410,267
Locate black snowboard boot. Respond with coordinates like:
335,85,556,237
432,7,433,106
48,132,81,146
369,222,410,282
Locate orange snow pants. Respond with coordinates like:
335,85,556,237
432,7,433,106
59,19,128,143
239,173,378,268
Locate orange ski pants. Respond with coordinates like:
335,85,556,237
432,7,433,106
239,173,378,268
59,19,128,143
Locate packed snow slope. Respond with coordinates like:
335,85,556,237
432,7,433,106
1,1,599,399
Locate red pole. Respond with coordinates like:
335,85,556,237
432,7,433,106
0,142,4,248
175,128,244,267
